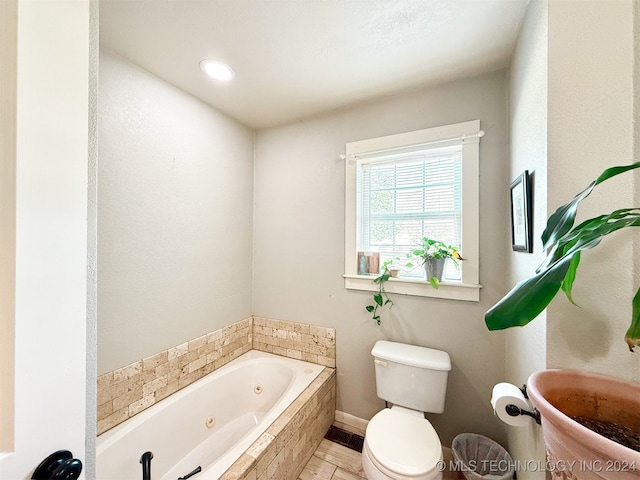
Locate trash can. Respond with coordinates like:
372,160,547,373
451,433,515,480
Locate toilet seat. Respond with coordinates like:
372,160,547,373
365,408,442,478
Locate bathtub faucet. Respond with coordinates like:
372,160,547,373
140,451,153,480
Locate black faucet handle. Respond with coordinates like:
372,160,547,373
178,466,202,480
140,451,153,480
140,451,154,463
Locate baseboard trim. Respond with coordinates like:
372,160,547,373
334,410,369,436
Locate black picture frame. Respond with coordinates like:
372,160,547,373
510,171,533,252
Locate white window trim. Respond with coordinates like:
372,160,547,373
344,120,482,302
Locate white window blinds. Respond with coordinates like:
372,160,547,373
357,145,463,280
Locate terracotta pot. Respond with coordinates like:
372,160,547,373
527,369,640,479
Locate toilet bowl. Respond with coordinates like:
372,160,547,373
363,341,451,480
362,406,443,480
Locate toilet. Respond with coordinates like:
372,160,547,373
362,340,451,480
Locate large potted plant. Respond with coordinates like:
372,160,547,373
527,369,640,479
485,162,640,477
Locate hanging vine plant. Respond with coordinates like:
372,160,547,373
365,260,394,325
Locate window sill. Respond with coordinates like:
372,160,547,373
344,274,481,302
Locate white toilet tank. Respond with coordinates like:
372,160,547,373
372,340,451,413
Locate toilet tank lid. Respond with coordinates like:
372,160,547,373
371,341,451,371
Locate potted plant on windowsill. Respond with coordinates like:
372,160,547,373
364,238,465,324
485,162,640,476
405,237,464,288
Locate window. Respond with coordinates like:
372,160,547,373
344,120,481,302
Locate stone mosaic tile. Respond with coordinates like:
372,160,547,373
97,315,336,441
97,316,253,434
253,317,336,368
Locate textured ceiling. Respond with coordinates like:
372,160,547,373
99,0,528,129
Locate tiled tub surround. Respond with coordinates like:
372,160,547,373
97,317,336,435
97,350,335,480
97,317,336,479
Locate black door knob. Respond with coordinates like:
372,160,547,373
32,450,82,480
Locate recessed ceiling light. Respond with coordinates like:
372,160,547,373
199,59,235,82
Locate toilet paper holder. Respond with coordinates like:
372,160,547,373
504,384,541,425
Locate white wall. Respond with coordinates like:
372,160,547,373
98,50,255,374
0,0,17,456
0,1,95,477
546,0,640,379
254,71,510,447
85,2,99,475
504,1,640,475
506,1,548,477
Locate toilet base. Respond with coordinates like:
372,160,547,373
362,439,443,480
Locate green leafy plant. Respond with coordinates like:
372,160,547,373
485,162,640,351
365,259,395,325
364,238,464,323
405,237,464,288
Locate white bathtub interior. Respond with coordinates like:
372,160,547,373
97,350,324,480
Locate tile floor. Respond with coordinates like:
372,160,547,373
299,427,460,480
299,438,367,480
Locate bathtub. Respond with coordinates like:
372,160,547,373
97,350,325,480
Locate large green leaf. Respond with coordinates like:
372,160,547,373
557,213,640,316
538,210,635,271
488,214,640,331
560,251,581,306
485,255,573,330
537,210,640,279
541,163,640,249
486,163,640,349
626,287,640,351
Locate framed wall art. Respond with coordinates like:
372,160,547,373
510,170,533,252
